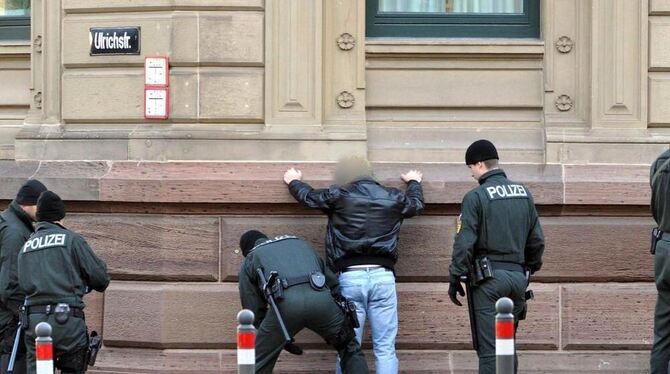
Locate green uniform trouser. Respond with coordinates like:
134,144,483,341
25,313,88,374
473,269,527,374
651,239,670,374
255,284,368,374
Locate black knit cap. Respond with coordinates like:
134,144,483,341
240,230,268,257
15,179,47,205
36,191,66,222
465,139,499,165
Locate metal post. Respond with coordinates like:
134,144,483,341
495,297,515,374
34,322,53,374
237,309,256,374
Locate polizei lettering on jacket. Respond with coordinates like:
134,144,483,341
485,184,528,200
89,27,140,55
23,234,66,252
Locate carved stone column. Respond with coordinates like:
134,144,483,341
543,0,591,129
25,0,61,126
590,0,648,128
265,0,323,129
264,0,367,140
323,0,366,130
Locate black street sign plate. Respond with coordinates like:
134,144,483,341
90,27,140,55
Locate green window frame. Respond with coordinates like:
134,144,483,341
366,0,540,38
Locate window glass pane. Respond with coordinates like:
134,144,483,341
379,0,523,14
0,0,30,17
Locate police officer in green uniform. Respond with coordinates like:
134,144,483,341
238,230,369,374
18,191,110,374
447,140,544,374
650,148,670,373
0,180,47,374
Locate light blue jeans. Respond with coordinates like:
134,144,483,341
336,267,399,374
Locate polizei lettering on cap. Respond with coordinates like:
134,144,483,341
94,31,131,50
23,234,66,252
485,184,528,200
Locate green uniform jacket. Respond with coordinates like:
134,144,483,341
238,236,340,329
651,149,670,231
449,169,545,282
0,201,35,317
18,222,110,308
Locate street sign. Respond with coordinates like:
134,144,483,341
89,27,140,55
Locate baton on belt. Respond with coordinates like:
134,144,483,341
7,299,27,373
256,268,291,344
460,275,479,351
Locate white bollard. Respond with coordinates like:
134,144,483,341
495,297,515,374
34,322,53,374
237,309,256,374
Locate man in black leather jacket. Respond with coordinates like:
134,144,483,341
284,156,424,374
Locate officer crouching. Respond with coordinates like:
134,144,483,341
238,230,369,374
18,191,110,374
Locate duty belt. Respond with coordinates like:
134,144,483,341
490,261,524,273
27,304,85,319
282,271,327,290
282,275,313,288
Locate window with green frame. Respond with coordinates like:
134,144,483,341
0,0,31,41
367,0,540,38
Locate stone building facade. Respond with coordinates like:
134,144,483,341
0,0,666,372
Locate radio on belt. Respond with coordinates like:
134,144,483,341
144,56,169,120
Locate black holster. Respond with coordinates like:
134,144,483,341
652,227,663,255
336,296,360,329
87,331,102,367
470,257,494,285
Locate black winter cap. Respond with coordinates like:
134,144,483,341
36,191,66,222
15,179,47,205
465,139,499,165
240,230,268,257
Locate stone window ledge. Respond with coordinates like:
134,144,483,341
366,38,545,57
0,42,30,55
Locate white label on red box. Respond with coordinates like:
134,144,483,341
145,56,168,86
145,88,168,119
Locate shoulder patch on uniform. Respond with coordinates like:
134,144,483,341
22,233,67,252
484,184,528,200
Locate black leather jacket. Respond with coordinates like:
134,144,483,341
289,177,424,272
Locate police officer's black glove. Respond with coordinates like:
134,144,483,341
448,280,465,306
284,341,304,355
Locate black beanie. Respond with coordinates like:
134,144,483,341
36,191,66,222
240,230,268,257
465,139,499,165
15,179,47,205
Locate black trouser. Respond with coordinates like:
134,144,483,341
25,313,88,374
0,306,25,374
0,322,25,374
472,269,527,374
652,239,670,373
255,284,369,374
